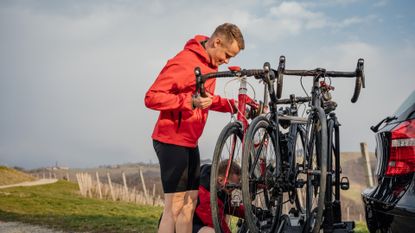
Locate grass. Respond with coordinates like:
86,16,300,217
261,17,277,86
355,221,369,233
0,166,35,185
0,179,369,233
0,180,162,232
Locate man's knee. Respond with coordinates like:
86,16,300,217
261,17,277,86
164,192,187,220
179,191,198,221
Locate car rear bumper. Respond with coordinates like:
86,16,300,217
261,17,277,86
362,176,415,232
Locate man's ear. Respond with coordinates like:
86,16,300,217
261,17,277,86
217,176,224,185
213,37,222,48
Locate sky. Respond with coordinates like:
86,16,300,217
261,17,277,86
0,0,414,169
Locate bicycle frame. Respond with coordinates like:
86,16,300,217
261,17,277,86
223,76,261,186
236,76,261,131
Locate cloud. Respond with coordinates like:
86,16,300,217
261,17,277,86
373,0,389,7
331,15,378,29
236,1,376,43
0,0,414,168
318,0,362,6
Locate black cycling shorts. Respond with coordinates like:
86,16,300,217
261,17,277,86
153,140,200,193
192,212,206,233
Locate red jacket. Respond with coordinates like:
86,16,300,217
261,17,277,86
145,35,236,147
194,165,245,233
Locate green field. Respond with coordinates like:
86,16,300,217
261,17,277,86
0,179,369,233
0,180,163,233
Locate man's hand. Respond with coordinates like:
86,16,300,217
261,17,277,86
192,93,213,109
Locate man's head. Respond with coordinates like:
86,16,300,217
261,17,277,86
217,159,242,194
205,23,245,67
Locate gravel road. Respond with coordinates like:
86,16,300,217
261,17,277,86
0,221,67,233
0,179,58,189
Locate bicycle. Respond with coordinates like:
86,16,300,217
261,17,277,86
194,66,269,233
194,56,365,233
276,56,365,233
239,60,310,233
195,62,311,233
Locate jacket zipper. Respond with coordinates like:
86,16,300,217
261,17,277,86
176,111,182,132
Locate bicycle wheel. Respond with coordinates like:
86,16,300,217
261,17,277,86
327,115,342,224
210,121,245,233
278,124,307,222
291,125,308,215
241,115,282,233
304,107,327,233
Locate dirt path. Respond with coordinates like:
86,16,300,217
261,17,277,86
0,179,58,189
0,221,68,233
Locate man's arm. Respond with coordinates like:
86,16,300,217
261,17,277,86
144,63,194,112
209,94,237,113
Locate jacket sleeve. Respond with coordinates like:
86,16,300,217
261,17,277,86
209,94,237,113
144,62,194,112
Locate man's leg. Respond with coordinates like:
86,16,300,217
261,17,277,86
197,226,215,233
158,192,186,233
176,190,198,233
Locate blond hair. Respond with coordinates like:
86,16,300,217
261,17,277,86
211,23,245,50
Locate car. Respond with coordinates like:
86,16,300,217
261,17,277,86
362,90,415,233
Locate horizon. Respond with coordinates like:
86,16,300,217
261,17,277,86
1,0,414,169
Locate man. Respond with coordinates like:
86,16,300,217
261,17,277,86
145,23,245,233
193,160,245,233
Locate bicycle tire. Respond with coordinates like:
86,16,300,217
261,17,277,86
324,118,336,230
210,121,245,233
327,116,342,224
291,125,308,214
241,116,282,233
304,106,327,233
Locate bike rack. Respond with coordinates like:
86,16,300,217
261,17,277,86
278,213,355,233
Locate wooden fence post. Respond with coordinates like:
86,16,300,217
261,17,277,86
96,172,102,199
76,173,83,196
360,142,374,187
347,206,350,221
122,172,128,201
107,172,115,201
87,173,92,198
139,168,149,200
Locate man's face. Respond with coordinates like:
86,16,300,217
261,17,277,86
218,173,241,195
209,37,240,67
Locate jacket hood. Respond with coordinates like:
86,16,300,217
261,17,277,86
184,35,215,68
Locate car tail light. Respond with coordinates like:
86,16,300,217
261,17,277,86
385,119,415,176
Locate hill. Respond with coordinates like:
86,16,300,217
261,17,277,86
0,180,367,233
29,152,377,222
339,152,377,221
0,166,36,186
0,180,162,233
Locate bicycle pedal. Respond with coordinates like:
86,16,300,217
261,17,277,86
307,169,321,175
340,176,350,190
295,178,306,188
289,207,300,217
297,163,304,170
